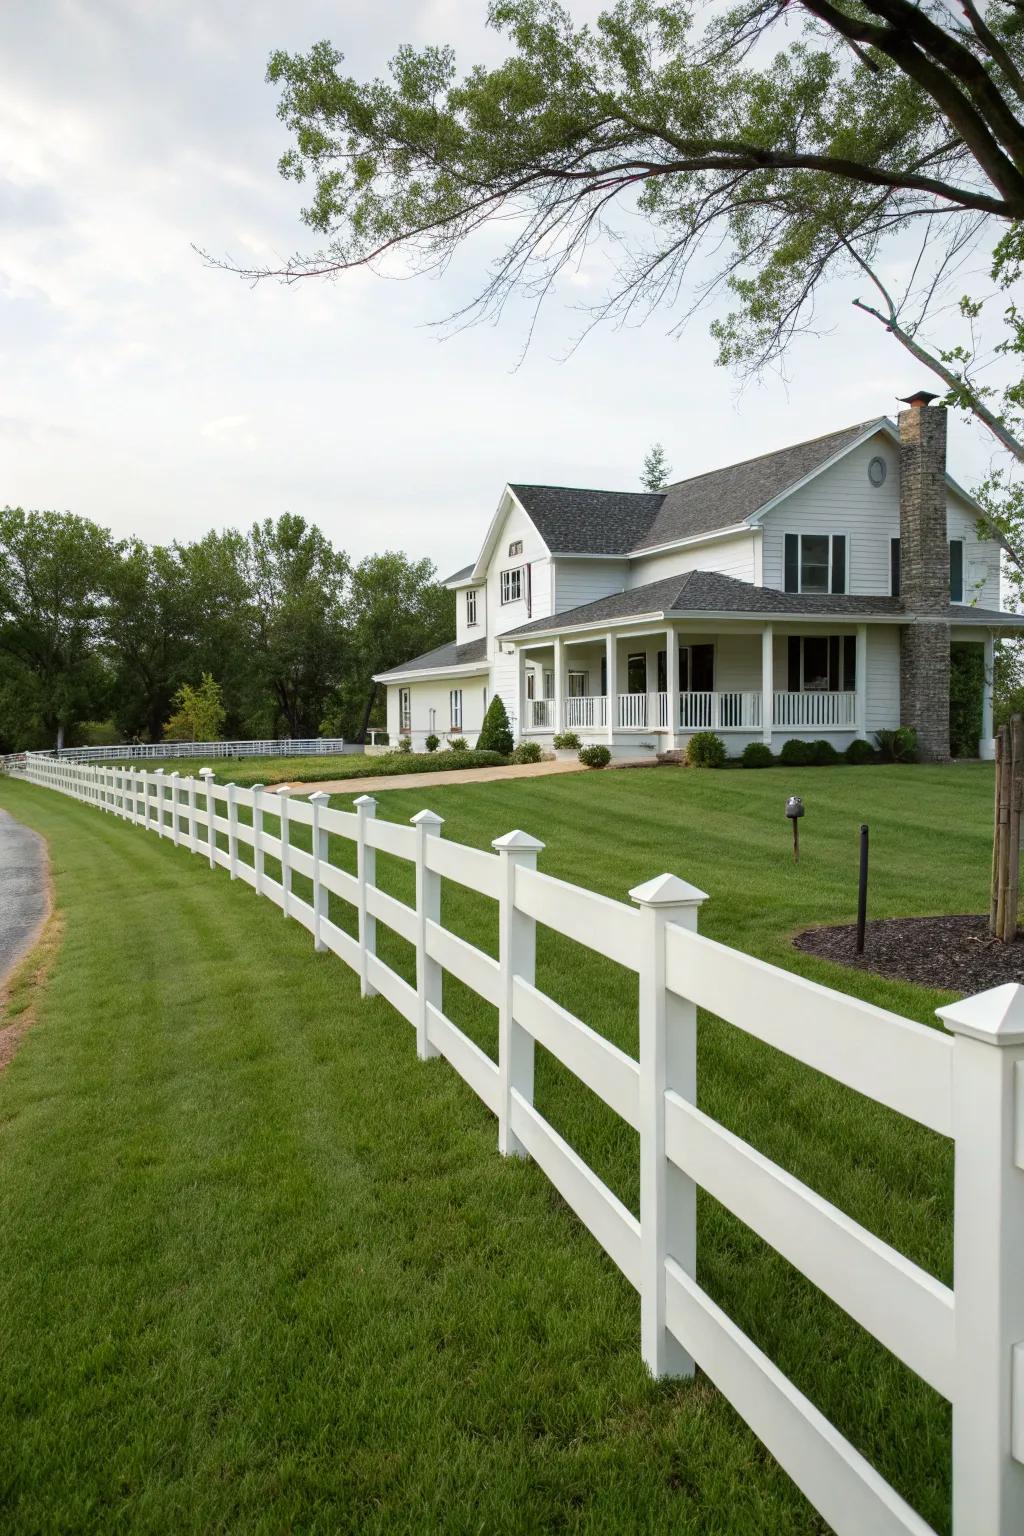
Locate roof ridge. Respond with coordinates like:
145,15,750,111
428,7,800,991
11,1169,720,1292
658,418,885,493
508,481,664,498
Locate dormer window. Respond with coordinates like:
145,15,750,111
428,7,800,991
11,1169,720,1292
508,539,523,557
465,589,478,626
784,533,847,595
500,567,523,604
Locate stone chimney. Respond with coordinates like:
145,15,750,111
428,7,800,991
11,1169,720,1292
898,393,950,761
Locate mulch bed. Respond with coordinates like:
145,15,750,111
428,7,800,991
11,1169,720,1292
793,913,1024,993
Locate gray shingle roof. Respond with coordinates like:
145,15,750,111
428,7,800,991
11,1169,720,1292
443,563,475,585
504,571,906,637
508,420,884,555
375,637,487,681
508,486,664,555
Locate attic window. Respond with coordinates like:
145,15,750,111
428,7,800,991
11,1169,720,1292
868,456,887,487
508,539,523,556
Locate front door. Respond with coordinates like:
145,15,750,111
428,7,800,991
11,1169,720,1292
690,644,715,692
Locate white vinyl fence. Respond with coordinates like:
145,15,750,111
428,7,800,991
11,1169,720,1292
48,737,356,764
14,752,1024,1536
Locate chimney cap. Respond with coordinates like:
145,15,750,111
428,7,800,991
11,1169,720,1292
898,390,940,408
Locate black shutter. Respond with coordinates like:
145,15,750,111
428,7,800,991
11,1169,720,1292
831,535,847,594
950,541,964,602
843,635,857,691
787,635,801,692
828,635,840,690
600,655,607,695
784,534,799,593
657,650,667,692
679,647,689,692
890,538,901,597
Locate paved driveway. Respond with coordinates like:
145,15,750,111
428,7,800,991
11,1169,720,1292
0,809,48,984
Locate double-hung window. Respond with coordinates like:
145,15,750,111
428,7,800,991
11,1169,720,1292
500,567,523,605
449,689,463,730
787,635,856,692
399,688,411,733
465,588,478,626
784,533,847,594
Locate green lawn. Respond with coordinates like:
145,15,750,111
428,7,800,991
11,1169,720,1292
0,763,988,1533
86,750,499,787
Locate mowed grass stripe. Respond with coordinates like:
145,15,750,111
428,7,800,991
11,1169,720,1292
1,763,979,1532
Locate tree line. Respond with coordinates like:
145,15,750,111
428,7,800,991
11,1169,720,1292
0,506,453,752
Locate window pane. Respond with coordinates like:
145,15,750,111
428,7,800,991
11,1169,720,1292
627,654,647,693
843,635,857,691
800,535,830,593
803,637,830,690
691,645,715,692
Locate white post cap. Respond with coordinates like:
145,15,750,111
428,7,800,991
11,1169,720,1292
492,829,544,853
353,794,377,808
198,767,214,778
629,872,709,908
411,808,444,828
937,982,1024,1045
308,791,330,804
274,784,291,796
249,782,264,792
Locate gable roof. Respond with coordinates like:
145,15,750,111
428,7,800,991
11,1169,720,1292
507,486,664,556
374,636,488,683
443,563,475,586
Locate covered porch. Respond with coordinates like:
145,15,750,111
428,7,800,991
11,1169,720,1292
514,620,891,752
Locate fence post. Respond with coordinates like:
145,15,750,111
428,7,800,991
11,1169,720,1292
225,782,239,878
153,769,166,837
411,810,444,1061
493,829,545,1157
938,983,1024,1535
250,784,265,895
630,872,709,1379
276,786,292,918
169,773,182,846
199,769,216,869
354,795,378,999
187,775,198,852
309,792,330,952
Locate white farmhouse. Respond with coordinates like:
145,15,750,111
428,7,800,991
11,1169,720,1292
376,398,1024,761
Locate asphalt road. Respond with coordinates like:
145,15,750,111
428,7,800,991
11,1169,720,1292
0,809,47,983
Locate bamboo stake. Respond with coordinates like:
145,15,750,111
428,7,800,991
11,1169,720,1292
990,727,1003,936
996,723,1012,939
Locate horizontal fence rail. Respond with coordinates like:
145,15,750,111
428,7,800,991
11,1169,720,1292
13,752,1024,1536
39,738,356,764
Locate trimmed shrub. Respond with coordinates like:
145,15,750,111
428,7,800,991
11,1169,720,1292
477,695,514,756
686,731,727,768
448,737,468,752
398,736,413,754
810,739,840,765
424,734,440,753
875,726,919,763
512,741,543,764
578,744,612,769
553,731,581,750
844,738,876,765
779,738,815,766
741,742,775,769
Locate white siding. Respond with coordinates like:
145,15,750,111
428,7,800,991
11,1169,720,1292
483,495,552,655
865,626,901,733
388,674,491,751
948,494,1001,609
455,584,487,646
553,558,627,612
629,531,758,588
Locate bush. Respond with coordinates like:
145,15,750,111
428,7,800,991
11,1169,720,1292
950,643,984,756
477,695,514,756
512,741,543,764
448,737,468,752
578,744,611,769
686,731,727,768
779,738,815,766
398,736,413,754
740,742,775,769
424,734,440,753
844,738,876,765
553,731,581,750
810,739,840,765
874,726,919,763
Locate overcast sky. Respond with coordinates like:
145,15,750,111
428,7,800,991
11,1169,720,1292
1,0,999,577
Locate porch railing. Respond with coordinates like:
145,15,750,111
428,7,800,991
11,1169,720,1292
529,699,554,729
563,695,608,730
773,691,856,728
678,692,763,731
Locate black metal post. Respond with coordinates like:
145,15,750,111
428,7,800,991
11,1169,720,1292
856,823,869,954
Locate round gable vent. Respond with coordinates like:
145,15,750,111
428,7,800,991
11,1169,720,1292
868,455,887,487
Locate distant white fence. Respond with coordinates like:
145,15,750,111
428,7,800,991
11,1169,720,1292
14,753,1024,1536
46,738,357,764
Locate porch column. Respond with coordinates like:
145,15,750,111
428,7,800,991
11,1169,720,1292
605,631,617,744
553,635,564,735
855,624,868,740
981,631,996,760
514,644,526,738
665,628,679,750
761,625,773,746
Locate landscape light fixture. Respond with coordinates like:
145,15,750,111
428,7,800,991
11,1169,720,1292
785,795,805,862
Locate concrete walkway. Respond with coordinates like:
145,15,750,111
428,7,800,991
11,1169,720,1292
270,757,594,797
0,809,48,987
